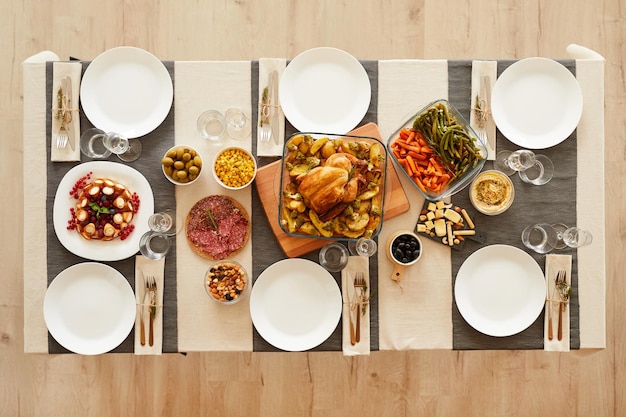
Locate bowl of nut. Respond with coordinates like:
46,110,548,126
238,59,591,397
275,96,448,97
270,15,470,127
212,146,257,190
204,260,250,305
279,132,387,240
161,145,203,185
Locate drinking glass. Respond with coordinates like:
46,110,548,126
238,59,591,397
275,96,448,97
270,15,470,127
225,108,251,140
148,209,181,236
80,128,111,159
102,132,142,162
319,242,349,272
493,150,537,176
348,237,378,257
562,227,593,248
139,231,171,260
521,223,560,254
197,110,226,142
518,154,554,185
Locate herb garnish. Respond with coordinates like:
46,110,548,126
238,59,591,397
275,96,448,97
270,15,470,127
206,208,218,230
88,202,110,217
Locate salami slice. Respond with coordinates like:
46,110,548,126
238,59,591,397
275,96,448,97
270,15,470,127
185,195,250,260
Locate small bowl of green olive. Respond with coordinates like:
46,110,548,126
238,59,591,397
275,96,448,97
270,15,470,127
161,145,203,186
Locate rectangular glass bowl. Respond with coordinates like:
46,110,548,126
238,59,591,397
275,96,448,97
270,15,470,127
278,132,387,241
386,99,487,201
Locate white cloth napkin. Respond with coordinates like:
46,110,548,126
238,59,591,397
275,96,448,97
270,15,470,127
469,60,497,160
544,254,572,351
341,256,370,356
50,62,82,162
257,58,286,156
134,256,165,355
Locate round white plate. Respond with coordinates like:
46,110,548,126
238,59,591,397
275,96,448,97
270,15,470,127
44,262,137,355
250,258,342,351
454,244,546,337
53,161,154,261
80,46,173,138
279,47,371,133
491,57,583,149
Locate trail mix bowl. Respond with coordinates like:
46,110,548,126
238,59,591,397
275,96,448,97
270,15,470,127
387,99,487,201
204,260,250,305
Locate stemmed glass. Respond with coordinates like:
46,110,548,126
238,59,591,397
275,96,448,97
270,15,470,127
148,209,181,236
522,223,593,253
80,129,141,162
493,150,537,175
494,149,554,185
225,108,251,140
348,237,378,257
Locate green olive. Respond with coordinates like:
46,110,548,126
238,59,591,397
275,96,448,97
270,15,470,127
174,160,185,170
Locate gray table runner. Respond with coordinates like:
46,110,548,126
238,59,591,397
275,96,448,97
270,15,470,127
44,59,579,354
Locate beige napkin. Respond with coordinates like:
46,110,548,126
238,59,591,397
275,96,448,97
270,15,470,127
341,256,370,356
469,60,497,160
134,256,165,355
544,254,572,351
257,58,286,156
50,62,81,162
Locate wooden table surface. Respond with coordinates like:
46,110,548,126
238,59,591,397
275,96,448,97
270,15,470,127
3,1,624,416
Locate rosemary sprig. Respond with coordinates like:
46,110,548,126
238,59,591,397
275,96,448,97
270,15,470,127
205,208,218,230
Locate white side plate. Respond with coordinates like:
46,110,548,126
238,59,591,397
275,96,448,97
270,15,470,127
454,244,546,337
44,262,136,355
80,46,173,138
491,57,583,149
250,258,342,351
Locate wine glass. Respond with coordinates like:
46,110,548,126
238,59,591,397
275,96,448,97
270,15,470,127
225,108,251,140
493,149,537,176
102,131,142,162
518,154,554,185
348,237,378,257
562,227,593,248
148,209,181,236
521,223,561,254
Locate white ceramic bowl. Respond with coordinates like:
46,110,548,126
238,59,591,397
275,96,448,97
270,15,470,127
212,146,257,190
161,145,203,186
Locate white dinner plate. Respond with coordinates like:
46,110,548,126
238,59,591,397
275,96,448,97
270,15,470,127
279,47,371,133
454,244,546,337
80,46,173,138
53,161,154,261
250,258,342,351
44,262,137,355
491,57,583,149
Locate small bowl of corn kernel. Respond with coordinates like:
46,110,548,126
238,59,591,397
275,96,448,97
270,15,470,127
212,146,257,190
161,145,203,186
204,260,250,305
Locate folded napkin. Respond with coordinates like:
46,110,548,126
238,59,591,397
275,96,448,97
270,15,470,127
566,44,605,61
341,256,370,356
134,256,165,355
257,58,286,156
544,254,572,351
51,62,81,162
469,60,497,160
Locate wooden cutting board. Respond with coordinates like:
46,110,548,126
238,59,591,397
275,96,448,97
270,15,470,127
255,122,410,258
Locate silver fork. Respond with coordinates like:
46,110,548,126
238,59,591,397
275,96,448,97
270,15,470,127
259,124,271,143
353,273,366,343
146,276,157,346
56,120,69,149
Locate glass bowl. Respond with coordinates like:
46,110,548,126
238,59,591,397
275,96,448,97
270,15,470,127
161,145,203,186
204,260,250,305
278,132,387,241
212,146,257,190
387,99,487,201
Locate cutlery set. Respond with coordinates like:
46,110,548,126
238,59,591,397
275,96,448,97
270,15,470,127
348,272,368,346
259,70,280,145
140,275,158,347
548,270,570,341
55,76,75,150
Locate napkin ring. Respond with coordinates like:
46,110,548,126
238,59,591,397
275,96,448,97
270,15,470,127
472,96,490,127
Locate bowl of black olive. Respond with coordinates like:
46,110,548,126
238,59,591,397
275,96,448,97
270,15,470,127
386,230,423,283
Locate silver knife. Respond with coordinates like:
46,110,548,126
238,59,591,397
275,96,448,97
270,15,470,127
482,75,495,156
268,70,280,145
62,76,76,151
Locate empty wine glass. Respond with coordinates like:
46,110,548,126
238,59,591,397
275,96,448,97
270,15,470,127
562,227,593,248
494,149,537,176
225,108,251,140
148,209,181,236
103,131,141,162
348,237,378,257
521,223,560,254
